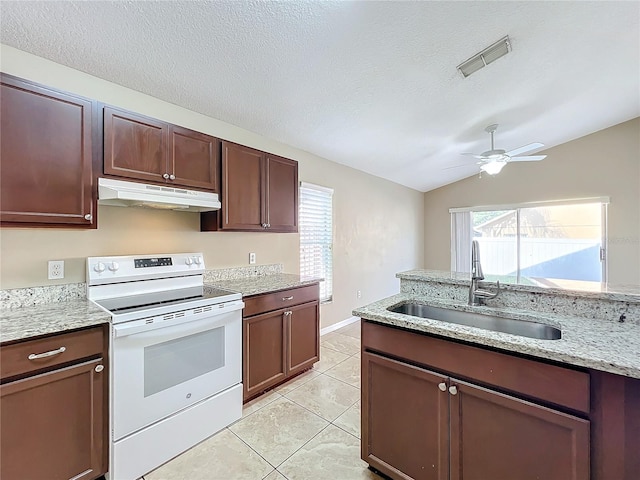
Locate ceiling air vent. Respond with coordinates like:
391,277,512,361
457,36,511,78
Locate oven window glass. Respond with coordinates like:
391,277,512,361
144,326,225,397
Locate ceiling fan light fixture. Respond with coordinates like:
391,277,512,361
480,160,507,175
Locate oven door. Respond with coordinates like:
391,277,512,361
112,301,243,440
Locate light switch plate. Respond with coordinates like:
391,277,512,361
249,253,256,265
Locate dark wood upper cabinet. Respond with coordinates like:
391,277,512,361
202,142,298,233
103,106,218,191
220,142,265,230
171,125,218,191
265,154,298,232
0,74,97,227
104,106,168,184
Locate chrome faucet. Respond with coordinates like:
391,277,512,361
469,240,500,306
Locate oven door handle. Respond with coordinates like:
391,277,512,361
113,300,244,338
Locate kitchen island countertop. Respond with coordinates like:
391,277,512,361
208,273,321,297
0,300,110,345
354,293,640,379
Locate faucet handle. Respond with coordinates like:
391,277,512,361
475,281,501,300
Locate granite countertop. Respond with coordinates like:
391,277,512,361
353,293,640,379
208,273,322,297
398,269,640,303
0,300,110,345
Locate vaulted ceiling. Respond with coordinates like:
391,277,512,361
1,1,638,192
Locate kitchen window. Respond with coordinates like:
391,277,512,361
450,198,608,284
299,182,333,302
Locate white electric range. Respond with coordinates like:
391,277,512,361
87,253,243,480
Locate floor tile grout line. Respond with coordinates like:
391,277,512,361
273,421,334,471
226,426,279,471
238,392,284,421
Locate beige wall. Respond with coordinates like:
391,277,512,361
424,117,640,285
0,45,425,327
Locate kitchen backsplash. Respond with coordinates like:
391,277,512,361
203,264,283,282
400,275,640,326
0,283,86,310
0,264,285,310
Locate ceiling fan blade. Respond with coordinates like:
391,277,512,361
505,142,544,157
443,164,474,170
461,153,485,159
509,155,547,162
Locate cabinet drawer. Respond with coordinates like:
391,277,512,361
1,327,105,381
363,321,590,414
243,284,319,317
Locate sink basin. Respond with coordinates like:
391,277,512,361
388,303,561,340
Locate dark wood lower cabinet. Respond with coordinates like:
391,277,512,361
243,285,320,402
244,309,287,400
287,301,320,375
363,352,449,480
362,321,594,480
0,325,108,480
450,379,589,480
0,358,105,480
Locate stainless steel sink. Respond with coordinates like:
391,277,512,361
388,303,561,340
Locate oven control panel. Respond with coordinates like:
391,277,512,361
87,253,205,286
135,257,173,268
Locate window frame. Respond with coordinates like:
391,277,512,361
450,197,609,283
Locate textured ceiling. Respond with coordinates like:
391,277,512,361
1,1,639,192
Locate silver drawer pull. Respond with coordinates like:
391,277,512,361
438,382,447,392
95,365,104,373
28,346,66,361
449,385,458,395
282,296,294,301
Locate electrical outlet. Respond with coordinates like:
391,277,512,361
357,290,362,299
48,260,65,280
249,252,256,265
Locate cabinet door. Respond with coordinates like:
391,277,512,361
0,74,95,227
265,154,298,232
0,358,106,480
170,125,219,191
221,142,265,230
286,301,320,376
243,309,287,401
450,379,590,480
362,352,449,480
104,106,169,184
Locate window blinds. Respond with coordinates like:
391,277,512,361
299,182,333,302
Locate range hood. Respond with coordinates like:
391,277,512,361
98,178,221,212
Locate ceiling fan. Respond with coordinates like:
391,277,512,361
461,124,547,175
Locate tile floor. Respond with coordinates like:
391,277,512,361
144,320,383,480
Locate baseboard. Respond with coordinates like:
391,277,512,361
320,316,360,336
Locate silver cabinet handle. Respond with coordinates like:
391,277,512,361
262,223,267,228
163,173,170,179
169,174,176,180
438,382,447,392
282,296,294,301
267,223,271,228
449,385,458,395
84,214,92,221
284,311,292,316
28,346,66,360
95,365,104,373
